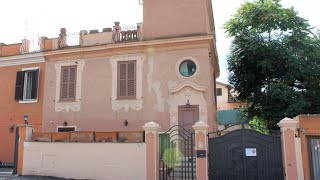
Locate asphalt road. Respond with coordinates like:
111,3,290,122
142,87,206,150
0,168,77,180
0,171,75,180
0,175,76,180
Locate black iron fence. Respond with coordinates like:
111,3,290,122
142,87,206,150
159,125,196,180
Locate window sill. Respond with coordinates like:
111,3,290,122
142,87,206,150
116,98,137,101
19,99,38,104
59,100,76,103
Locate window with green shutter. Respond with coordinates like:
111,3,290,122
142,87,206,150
117,61,136,99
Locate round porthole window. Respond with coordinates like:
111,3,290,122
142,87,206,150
179,60,197,77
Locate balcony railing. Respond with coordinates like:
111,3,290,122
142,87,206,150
58,32,80,49
4,22,142,57
112,24,142,43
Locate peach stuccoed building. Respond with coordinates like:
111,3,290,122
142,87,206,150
216,81,247,110
42,0,219,133
0,0,219,164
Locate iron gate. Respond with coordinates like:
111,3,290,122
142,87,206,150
208,125,283,180
159,125,196,180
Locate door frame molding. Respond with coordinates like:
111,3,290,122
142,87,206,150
169,81,207,126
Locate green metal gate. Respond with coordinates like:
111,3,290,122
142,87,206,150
159,125,196,180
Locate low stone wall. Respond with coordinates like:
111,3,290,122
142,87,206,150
22,142,146,180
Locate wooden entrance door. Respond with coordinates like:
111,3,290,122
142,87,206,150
178,105,199,132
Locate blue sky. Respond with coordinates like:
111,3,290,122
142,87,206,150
0,0,319,83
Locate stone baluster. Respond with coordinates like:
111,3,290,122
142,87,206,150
137,25,142,41
20,39,30,54
39,37,47,51
58,28,67,48
79,30,88,47
112,21,121,42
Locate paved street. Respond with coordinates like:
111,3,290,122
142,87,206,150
0,175,76,180
0,169,75,180
0,175,75,180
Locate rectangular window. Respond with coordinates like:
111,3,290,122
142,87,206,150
60,65,77,101
15,68,39,101
117,61,136,99
309,137,320,180
57,126,76,132
217,88,222,96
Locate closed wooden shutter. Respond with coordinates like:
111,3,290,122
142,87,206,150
15,71,25,100
127,62,136,97
119,63,127,97
61,68,69,99
69,67,76,99
60,66,77,101
117,61,136,99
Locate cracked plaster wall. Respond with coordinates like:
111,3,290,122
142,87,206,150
42,47,217,132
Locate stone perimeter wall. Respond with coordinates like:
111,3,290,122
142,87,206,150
22,142,146,180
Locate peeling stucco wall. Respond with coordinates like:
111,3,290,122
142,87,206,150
147,51,165,112
42,45,217,132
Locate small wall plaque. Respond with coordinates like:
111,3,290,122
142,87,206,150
197,150,206,158
245,148,257,156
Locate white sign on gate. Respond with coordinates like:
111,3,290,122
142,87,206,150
245,148,257,156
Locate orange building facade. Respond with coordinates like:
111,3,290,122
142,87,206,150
0,45,45,162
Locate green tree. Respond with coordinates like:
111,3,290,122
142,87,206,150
225,0,320,129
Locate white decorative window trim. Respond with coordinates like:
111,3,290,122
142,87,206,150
19,99,38,104
169,81,208,126
0,53,44,67
19,67,40,103
54,60,85,112
176,56,200,79
110,54,145,111
21,67,40,71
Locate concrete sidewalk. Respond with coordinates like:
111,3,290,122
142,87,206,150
0,175,76,180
